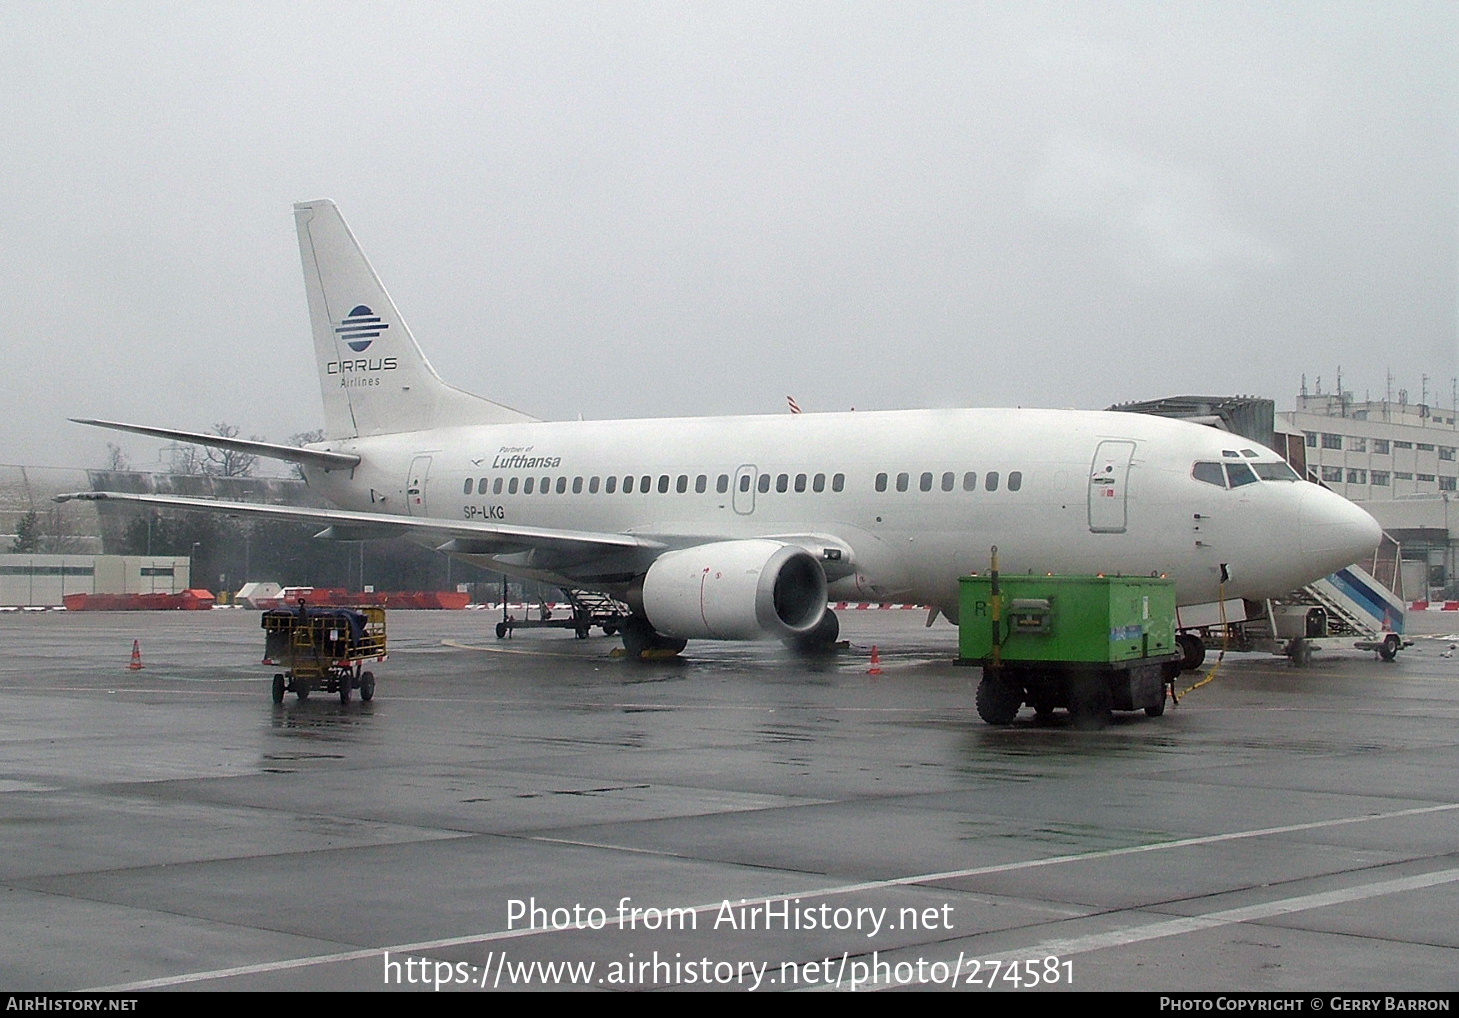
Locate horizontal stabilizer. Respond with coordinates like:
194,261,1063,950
72,419,360,472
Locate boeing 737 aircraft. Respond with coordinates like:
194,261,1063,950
62,200,1381,660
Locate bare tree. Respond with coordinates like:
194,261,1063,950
202,422,261,478
287,428,326,480
105,443,130,471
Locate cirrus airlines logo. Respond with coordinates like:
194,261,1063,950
335,305,389,352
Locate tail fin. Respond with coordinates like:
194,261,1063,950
293,199,535,439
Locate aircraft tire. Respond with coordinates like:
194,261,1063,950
1177,634,1206,672
272,674,285,704
975,674,1022,725
786,609,840,654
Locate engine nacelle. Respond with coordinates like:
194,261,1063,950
640,540,828,641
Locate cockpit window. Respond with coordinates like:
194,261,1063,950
1252,461,1301,481
1240,449,1259,458
1222,450,1239,458
1225,462,1259,487
1193,461,1226,487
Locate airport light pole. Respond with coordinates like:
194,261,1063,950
191,542,200,593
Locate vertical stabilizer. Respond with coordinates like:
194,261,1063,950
293,199,535,439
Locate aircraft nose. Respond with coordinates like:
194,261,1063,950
1300,485,1382,573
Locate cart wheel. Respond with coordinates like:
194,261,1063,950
496,622,508,639
339,678,352,704
1378,634,1400,662
975,674,1023,725
359,671,375,702
296,682,309,701
576,626,590,639
601,624,617,637
272,674,285,704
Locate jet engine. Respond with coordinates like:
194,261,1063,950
640,540,828,641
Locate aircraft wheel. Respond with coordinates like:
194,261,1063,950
975,674,1022,725
271,674,285,704
786,609,839,654
360,671,375,701
1378,634,1400,662
1177,633,1206,672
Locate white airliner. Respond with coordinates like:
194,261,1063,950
62,200,1381,656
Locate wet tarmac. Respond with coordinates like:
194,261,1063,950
1,607,1457,992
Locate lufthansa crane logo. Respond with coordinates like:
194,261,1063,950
335,305,389,352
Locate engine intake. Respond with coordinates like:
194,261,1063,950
640,540,828,641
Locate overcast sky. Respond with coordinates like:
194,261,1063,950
2,1,1455,471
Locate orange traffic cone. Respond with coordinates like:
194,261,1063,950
868,645,883,676
128,640,144,671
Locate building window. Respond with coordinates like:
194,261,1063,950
1321,433,1343,449
1373,439,1390,454
1321,466,1343,483
1350,437,1367,452
1418,474,1436,482
1418,443,1436,451
1305,433,1317,447
1346,469,1366,484
1441,447,1456,461
1442,476,1457,491
1371,471,1390,486
1395,441,1413,449
1395,472,1413,480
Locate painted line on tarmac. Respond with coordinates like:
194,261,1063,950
91,800,1459,991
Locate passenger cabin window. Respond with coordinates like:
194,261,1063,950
941,471,954,492
508,478,519,494
572,476,583,494
962,472,977,491
463,479,472,495
919,472,933,492
985,471,999,491
1193,462,1225,487
758,474,771,494
895,472,909,492
875,472,888,492
695,475,707,493
1225,463,1259,488
494,478,503,494
524,477,535,494
1008,471,1022,491
657,475,669,494
640,474,651,492
606,476,617,494
776,473,788,493
794,473,806,493
478,478,489,495
589,476,600,494
812,473,825,493
718,474,730,494
739,474,751,493
676,474,688,493
556,477,567,494
622,475,634,494
832,473,844,492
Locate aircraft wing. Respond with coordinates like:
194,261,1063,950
53,491,664,558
